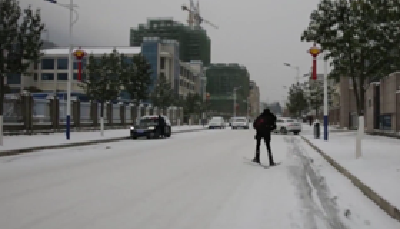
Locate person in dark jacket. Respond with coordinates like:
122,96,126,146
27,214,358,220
252,109,277,165
158,115,166,137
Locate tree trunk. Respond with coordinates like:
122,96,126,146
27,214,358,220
100,101,104,136
351,75,365,159
0,74,4,116
0,74,4,145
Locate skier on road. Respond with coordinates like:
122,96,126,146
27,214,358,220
252,108,277,165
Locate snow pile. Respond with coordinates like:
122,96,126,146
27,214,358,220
0,125,205,152
294,136,400,228
302,127,400,211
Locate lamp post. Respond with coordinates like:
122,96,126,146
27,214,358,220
283,63,300,85
313,55,329,141
44,0,79,140
323,55,328,141
233,86,242,117
206,92,210,120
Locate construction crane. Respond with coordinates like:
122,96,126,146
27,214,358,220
181,0,219,30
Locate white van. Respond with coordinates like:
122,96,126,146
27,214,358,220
208,116,225,129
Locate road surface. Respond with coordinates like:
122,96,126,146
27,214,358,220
0,129,399,229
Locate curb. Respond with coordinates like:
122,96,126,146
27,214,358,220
0,128,205,157
301,136,400,223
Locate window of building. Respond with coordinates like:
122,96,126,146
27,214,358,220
34,73,37,81
57,73,68,80
6,73,21,84
57,58,68,69
160,57,165,69
41,73,54,80
41,58,54,70
380,114,392,130
74,73,86,80
73,58,87,69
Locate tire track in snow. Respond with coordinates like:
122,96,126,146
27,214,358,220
285,136,348,229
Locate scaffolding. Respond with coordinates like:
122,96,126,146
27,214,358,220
206,64,250,115
130,18,211,66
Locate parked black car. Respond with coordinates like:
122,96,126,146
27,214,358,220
130,115,172,139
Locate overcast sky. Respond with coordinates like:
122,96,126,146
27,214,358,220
21,0,330,104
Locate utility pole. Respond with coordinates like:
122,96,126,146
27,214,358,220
233,86,242,117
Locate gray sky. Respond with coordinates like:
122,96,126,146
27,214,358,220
21,0,330,104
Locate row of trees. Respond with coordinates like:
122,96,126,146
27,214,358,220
301,0,400,157
81,50,207,119
0,0,207,125
285,82,335,117
301,0,400,118
1,0,44,126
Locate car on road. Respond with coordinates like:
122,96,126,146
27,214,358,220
231,117,249,129
130,115,172,139
274,117,301,135
208,116,225,129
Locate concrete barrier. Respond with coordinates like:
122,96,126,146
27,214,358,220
301,136,400,223
0,128,205,157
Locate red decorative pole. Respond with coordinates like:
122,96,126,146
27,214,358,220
308,43,321,80
73,47,86,81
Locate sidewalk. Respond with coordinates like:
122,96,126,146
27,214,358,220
0,125,205,154
301,124,400,220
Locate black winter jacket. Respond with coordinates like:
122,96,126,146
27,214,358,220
253,112,277,136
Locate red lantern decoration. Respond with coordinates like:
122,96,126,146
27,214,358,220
308,43,321,80
73,47,86,81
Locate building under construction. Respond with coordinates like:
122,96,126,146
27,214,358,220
130,17,211,66
206,64,250,116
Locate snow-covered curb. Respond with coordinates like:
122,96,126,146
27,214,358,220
0,128,205,157
301,136,400,222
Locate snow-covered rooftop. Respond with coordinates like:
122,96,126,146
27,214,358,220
41,47,141,55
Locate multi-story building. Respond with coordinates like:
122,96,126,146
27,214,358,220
188,60,207,100
260,102,268,111
6,45,201,100
130,17,211,66
249,80,260,117
340,73,400,132
205,63,250,115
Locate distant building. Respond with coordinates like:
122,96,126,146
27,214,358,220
205,63,250,116
42,40,58,49
249,81,260,117
6,45,201,100
267,102,282,115
130,17,211,66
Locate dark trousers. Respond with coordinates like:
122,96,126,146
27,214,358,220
158,125,165,136
255,135,274,165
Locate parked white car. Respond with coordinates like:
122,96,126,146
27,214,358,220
231,117,249,129
274,117,301,135
208,116,225,129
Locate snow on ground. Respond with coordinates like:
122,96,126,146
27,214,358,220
302,124,400,211
0,125,204,152
293,136,400,229
0,129,398,228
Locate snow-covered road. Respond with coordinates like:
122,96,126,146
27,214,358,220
0,129,399,229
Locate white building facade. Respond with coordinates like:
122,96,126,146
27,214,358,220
7,43,202,100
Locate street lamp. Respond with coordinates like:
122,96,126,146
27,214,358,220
313,55,329,141
233,86,242,117
284,63,300,85
44,0,79,140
